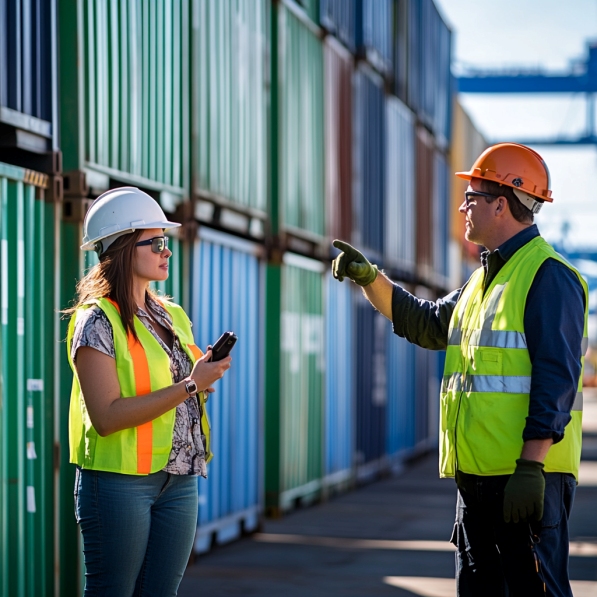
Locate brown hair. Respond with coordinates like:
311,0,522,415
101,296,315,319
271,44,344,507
479,179,534,224
64,229,161,341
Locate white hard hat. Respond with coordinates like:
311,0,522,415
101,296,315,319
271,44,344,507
81,187,181,254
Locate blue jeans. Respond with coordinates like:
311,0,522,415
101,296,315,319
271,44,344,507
452,472,576,597
75,468,199,597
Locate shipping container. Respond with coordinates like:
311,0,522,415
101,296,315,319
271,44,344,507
192,0,268,238
392,0,408,104
353,63,385,262
324,37,353,244
59,0,190,201
362,0,392,75
385,95,416,274
386,324,416,465
0,0,59,172
319,0,356,52
432,150,450,284
324,272,354,491
188,227,263,550
288,0,320,25
415,126,434,283
450,101,487,285
355,289,387,480
0,162,56,597
405,0,452,147
265,253,324,511
277,4,325,243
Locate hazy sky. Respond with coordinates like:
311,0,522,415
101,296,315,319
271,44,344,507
434,0,597,248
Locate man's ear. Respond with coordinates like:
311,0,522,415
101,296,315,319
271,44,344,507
494,195,508,217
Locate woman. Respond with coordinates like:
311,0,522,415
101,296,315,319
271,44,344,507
66,186,231,596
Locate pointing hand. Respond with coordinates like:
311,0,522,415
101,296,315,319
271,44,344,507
332,240,378,287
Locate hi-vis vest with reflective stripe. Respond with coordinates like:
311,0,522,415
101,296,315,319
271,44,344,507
441,236,588,479
67,297,212,475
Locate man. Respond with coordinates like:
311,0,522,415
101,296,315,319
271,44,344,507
332,143,587,597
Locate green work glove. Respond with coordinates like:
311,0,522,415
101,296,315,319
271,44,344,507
503,459,545,523
332,240,378,287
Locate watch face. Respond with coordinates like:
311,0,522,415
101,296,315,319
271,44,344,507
186,379,198,395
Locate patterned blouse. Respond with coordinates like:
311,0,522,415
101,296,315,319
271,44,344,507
70,295,207,477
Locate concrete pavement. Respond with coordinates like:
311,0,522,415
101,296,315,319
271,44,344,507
180,389,597,596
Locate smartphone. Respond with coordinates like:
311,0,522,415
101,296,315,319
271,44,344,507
209,331,237,362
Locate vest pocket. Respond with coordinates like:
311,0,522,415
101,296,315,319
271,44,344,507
477,348,502,375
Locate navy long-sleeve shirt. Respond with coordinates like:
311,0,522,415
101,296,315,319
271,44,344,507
391,225,585,444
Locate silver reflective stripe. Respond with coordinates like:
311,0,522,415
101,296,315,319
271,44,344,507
442,373,531,394
482,284,507,330
573,392,583,411
448,329,527,349
582,337,589,356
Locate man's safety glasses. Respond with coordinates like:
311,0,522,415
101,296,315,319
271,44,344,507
135,236,168,253
463,191,499,207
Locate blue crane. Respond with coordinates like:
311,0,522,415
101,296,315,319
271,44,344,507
457,43,597,145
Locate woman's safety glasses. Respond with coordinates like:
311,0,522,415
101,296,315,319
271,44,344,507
135,236,168,254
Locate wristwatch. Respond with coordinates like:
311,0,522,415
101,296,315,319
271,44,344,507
184,377,198,397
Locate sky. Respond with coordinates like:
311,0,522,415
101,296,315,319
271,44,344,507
434,0,597,249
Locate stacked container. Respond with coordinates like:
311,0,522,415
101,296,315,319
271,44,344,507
189,228,263,550
191,0,269,239
0,163,56,597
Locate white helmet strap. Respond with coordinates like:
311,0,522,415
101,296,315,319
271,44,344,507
512,188,544,214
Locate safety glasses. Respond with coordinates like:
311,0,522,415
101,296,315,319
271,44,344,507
464,191,499,207
135,236,168,254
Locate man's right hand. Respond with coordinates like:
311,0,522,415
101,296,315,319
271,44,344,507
332,240,378,287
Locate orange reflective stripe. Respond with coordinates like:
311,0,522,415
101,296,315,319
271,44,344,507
128,333,153,474
106,297,153,474
188,344,203,360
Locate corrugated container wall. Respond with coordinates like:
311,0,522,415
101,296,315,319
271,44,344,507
324,272,354,489
59,0,190,195
450,101,486,284
355,290,387,477
267,254,324,510
279,6,325,239
192,0,268,214
414,342,442,448
0,0,58,172
432,150,449,283
324,37,353,243
385,96,416,273
362,0,392,75
406,0,452,147
386,326,416,460
319,0,356,52
0,163,56,597
353,64,385,261
290,0,320,25
190,229,263,550
392,0,408,104
415,126,434,282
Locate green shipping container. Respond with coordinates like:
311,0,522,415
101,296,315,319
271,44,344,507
59,0,190,197
265,253,324,512
276,4,325,238
192,0,268,213
0,164,57,597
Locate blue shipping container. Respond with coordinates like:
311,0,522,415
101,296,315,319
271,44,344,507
433,150,450,281
386,326,416,460
414,344,441,448
385,95,416,272
324,272,354,488
189,227,263,552
320,0,356,52
355,290,387,477
362,0,392,74
0,0,56,126
353,63,385,262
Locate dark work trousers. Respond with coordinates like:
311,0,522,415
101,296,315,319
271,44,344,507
451,471,576,597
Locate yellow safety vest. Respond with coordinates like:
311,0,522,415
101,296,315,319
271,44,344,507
67,297,212,475
441,236,588,479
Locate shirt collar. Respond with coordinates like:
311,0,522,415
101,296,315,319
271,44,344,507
481,224,540,265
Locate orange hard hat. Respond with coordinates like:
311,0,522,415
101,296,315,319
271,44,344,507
455,143,553,213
